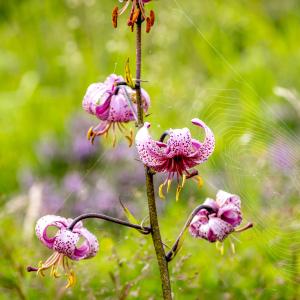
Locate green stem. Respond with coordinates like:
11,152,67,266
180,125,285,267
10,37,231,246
135,14,172,300
67,213,151,234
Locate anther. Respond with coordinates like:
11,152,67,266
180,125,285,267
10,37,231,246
150,10,155,26
146,17,151,33
131,8,140,24
112,6,119,28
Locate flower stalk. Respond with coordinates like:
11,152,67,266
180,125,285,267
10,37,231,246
166,205,214,262
67,213,151,234
134,12,173,300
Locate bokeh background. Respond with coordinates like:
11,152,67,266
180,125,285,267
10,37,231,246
1,0,300,299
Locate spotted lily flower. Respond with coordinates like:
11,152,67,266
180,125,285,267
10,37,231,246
27,215,99,288
83,74,150,146
135,118,215,200
189,190,252,243
112,0,155,33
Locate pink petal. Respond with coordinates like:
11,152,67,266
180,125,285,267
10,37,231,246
83,74,150,124
165,128,193,158
53,229,80,259
218,204,242,227
216,190,241,208
203,198,219,211
72,228,99,260
135,123,167,170
108,92,135,122
95,95,112,120
35,215,69,249
189,211,209,237
141,88,151,111
190,118,215,163
104,74,123,87
192,217,234,242
82,83,108,115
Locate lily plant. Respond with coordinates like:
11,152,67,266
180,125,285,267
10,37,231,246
27,1,253,299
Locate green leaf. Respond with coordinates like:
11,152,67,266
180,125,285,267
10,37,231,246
119,199,139,225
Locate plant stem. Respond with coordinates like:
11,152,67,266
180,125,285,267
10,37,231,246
135,14,172,300
67,213,151,234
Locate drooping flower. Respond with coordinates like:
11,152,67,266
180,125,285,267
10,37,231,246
83,74,150,146
112,0,155,33
135,118,215,200
189,190,252,243
27,215,99,288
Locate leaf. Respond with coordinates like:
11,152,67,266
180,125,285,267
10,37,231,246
119,199,139,225
125,58,135,88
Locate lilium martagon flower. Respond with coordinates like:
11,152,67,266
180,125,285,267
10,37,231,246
189,190,253,252
135,118,215,201
82,74,150,147
112,0,155,32
27,215,99,288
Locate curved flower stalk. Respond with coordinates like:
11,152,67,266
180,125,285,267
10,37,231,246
27,215,99,288
135,118,215,201
83,74,150,146
189,190,252,242
112,0,155,33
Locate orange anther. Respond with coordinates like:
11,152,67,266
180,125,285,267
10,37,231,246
150,10,155,26
146,17,151,33
112,6,119,28
131,8,140,24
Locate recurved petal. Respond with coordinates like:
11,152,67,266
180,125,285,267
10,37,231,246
195,217,234,242
141,88,151,112
104,74,124,87
135,122,166,169
95,95,112,120
189,211,209,237
218,203,242,227
216,190,241,208
109,93,136,122
190,118,215,163
35,215,69,249
53,229,80,259
165,128,193,157
72,227,99,260
82,83,108,115
203,198,219,211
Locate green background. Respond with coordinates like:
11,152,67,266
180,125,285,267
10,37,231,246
1,0,300,299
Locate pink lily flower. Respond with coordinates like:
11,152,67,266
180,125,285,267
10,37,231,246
189,190,252,243
83,74,150,146
112,0,155,33
135,118,215,200
28,215,99,288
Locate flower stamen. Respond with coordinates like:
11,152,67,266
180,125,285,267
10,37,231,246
175,185,182,202
159,181,166,200
234,222,253,233
216,241,224,255
112,6,119,28
167,179,172,193
193,175,204,189
112,0,154,32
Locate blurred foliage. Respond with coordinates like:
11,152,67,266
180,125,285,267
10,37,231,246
1,0,300,299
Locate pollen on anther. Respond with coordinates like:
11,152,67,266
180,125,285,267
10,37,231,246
112,6,119,28
146,17,151,33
